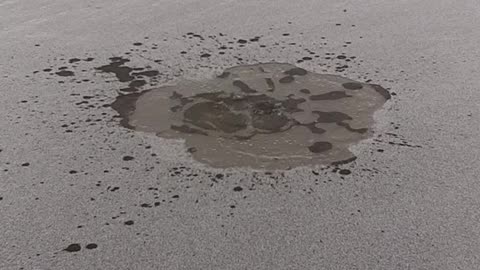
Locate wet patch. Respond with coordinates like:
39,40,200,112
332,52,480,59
112,63,389,169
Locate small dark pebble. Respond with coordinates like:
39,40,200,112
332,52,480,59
124,220,134,225
122,156,134,161
233,186,243,192
338,169,351,175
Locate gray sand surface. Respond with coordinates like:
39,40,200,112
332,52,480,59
1,0,479,269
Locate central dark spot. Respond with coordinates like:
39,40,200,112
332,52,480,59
232,80,256,93
279,76,294,83
284,67,308,76
310,91,351,100
342,82,363,90
55,70,74,77
184,102,248,133
308,142,333,153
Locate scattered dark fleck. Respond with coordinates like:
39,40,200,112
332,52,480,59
124,220,134,225
122,156,134,161
233,186,243,192
55,70,74,77
64,244,81,252
338,169,351,175
85,243,98,250
68,58,81,64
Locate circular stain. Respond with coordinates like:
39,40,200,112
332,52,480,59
111,63,389,169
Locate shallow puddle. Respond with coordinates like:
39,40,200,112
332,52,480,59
111,63,390,169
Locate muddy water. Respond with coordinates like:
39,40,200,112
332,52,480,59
111,63,390,169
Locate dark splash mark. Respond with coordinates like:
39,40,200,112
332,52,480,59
281,98,305,113
279,76,294,83
55,70,74,77
132,70,159,77
111,63,390,169
308,142,333,153
128,80,147,88
301,123,326,134
314,111,352,123
284,67,307,76
85,243,98,250
265,78,275,91
96,57,134,82
313,111,367,133
200,53,211,58
68,58,81,64
183,102,248,133
300,89,311,94
232,80,257,93
337,122,368,134
330,156,357,166
124,220,134,225
370,84,391,100
338,169,351,175
310,91,351,100
64,244,81,252
171,125,208,135
95,57,160,92
110,91,149,129
342,82,363,90
217,72,230,78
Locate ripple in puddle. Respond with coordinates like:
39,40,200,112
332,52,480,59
111,63,390,169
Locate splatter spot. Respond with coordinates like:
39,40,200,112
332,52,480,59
55,70,74,77
342,82,363,90
111,63,389,169
308,142,333,153
124,220,134,225
86,243,98,249
64,244,81,252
